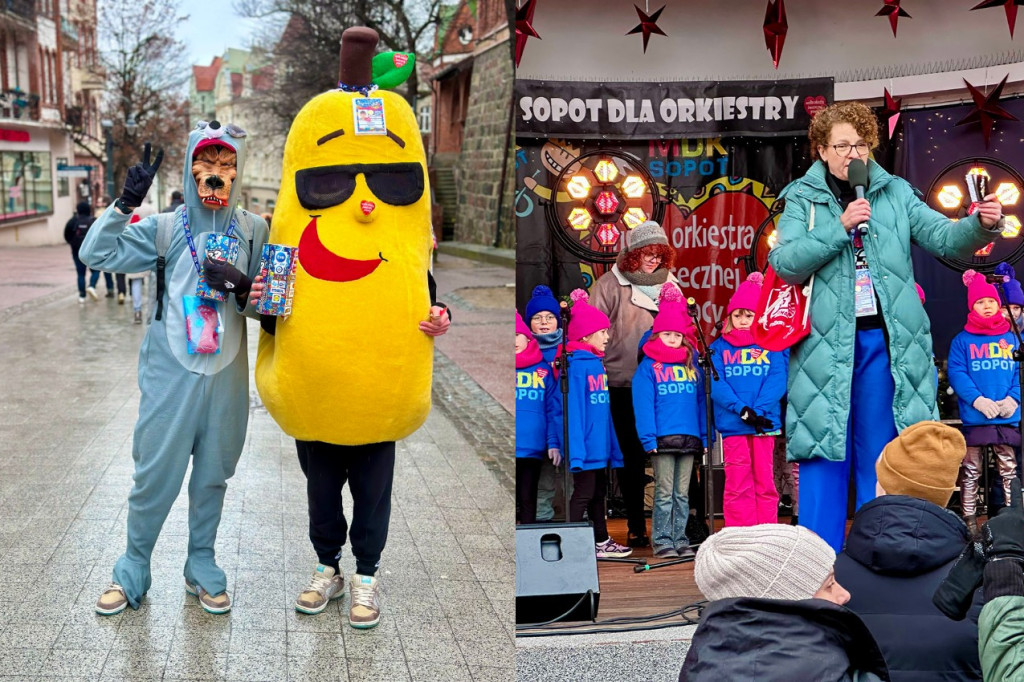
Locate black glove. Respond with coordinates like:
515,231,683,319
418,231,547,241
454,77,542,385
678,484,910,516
118,142,163,210
739,407,757,425
754,415,775,435
203,256,252,297
933,540,986,621
982,478,1024,563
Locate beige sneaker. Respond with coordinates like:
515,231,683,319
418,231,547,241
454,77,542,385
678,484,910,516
95,583,128,615
185,580,231,614
295,564,345,615
348,574,380,629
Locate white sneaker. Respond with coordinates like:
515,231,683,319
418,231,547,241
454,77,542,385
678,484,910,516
348,574,380,629
85,286,98,301
78,296,86,305
294,564,345,615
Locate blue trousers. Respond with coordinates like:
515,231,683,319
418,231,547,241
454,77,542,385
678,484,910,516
799,328,898,552
71,248,101,297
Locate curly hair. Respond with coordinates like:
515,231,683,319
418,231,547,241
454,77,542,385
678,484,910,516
808,101,879,160
620,243,675,273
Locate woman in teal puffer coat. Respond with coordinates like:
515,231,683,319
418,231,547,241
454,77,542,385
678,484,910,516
767,101,1005,552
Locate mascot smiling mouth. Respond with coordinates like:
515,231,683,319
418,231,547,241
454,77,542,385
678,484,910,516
298,217,384,282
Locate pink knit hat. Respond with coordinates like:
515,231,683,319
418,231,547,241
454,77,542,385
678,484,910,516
652,283,694,335
567,289,610,341
516,310,531,336
963,269,1001,309
727,271,764,314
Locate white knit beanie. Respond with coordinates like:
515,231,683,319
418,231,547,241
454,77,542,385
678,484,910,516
694,525,836,601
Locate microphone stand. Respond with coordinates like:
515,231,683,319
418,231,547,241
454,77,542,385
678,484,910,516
689,301,720,537
556,302,573,523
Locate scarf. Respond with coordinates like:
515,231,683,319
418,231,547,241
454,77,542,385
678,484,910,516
723,328,755,346
516,338,543,368
642,336,691,364
965,310,1011,335
534,329,563,353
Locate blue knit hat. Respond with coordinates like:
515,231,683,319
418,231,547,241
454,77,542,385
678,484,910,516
995,262,1024,306
526,285,560,327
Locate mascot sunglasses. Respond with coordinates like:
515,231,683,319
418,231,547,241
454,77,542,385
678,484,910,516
296,162,424,209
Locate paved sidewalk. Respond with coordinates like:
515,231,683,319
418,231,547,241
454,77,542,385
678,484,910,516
0,246,513,681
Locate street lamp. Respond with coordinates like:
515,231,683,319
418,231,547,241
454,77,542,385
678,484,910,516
101,116,138,205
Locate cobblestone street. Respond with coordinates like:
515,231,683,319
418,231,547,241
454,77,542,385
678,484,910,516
0,245,513,681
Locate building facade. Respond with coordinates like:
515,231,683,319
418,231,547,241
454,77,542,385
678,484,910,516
0,0,97,246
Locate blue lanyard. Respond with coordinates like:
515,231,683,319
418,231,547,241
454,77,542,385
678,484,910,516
180,208,236,276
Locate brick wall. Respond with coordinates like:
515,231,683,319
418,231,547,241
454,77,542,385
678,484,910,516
454,40,514,248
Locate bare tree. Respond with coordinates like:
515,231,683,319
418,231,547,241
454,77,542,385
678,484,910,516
95,0,192,196
235,0,440,135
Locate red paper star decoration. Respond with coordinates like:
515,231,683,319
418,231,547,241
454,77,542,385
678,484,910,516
763,0,788,69
955,75,1019,148
971,0,1024,38
515,0,540,68
882,88,902,139
626,4,667,53
875,0,911,37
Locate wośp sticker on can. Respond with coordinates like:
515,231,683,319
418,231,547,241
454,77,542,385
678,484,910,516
353,97,386,136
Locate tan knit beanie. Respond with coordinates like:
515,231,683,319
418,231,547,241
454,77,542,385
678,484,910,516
876,420,966,508
694,524,836,601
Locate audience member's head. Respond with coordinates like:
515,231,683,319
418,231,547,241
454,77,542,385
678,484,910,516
695,524,845,604
875,420,965,506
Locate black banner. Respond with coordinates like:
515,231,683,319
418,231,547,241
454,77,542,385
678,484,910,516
515,78,834,140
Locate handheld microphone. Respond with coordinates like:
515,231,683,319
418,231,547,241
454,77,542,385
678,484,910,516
686,297,699,319
714,320,725,332
847,158,869,236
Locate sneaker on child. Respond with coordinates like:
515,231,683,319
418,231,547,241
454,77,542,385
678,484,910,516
348,574,380,629
596,537,633,558
295,563,345,615
653,546,678,558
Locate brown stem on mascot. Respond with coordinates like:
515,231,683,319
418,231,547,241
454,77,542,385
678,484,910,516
339,27,378,88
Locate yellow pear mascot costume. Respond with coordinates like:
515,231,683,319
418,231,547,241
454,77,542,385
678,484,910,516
255,27,450,629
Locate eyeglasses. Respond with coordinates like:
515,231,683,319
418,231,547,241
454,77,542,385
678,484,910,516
641,253,663,262
828,142,870,157
532,313,557,323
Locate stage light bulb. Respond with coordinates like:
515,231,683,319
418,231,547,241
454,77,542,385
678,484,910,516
937,185,963,210
594,159,619,183
975,242,995,257
594,190,620,215
621,175,646,198
996,182,1020,206
623,207,647,229
597,224,620,246
1002,215,1021,239
567,207,592,231
767,229,778,249
566,175,591,200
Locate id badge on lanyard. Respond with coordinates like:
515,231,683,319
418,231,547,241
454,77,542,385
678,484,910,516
855,267,878,317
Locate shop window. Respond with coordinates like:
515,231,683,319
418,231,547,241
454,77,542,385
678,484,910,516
0,151,52,223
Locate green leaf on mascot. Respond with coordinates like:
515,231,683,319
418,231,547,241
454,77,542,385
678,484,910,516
372,51,415,90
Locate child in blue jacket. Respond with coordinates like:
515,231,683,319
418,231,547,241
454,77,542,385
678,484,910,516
560,289,630,558
516,310,562,524
632,283,705,558
711,272,789,527
948,270,1021,536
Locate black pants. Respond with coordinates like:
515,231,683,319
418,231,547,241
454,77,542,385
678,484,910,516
516,458,543,524
570,468,608,543
115,272,126,295
609,386,647,537
296,440,395,576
